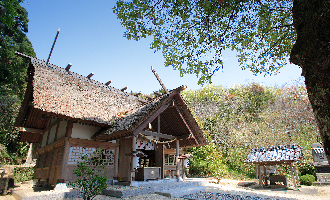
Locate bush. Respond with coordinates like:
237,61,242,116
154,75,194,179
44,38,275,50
14,167,34,183
298,161,315,176
299,174,315,186
69,149,108,200
188,163,211,177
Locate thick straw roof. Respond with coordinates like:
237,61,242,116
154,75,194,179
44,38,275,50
15,52,208,147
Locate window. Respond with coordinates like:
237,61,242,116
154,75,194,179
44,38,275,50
68,146,114,165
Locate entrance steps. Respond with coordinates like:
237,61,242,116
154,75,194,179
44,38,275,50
103,178,206,198
155,185,206,198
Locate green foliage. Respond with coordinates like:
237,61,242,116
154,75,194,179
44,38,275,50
299,174,315,186
184,82,318,179
14,167,34,183
298,160,315,177
69,149,108,200
114,0,294,85
188,144,228,178
0,0,35,162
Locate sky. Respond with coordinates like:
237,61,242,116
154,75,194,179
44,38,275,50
21,1,303,95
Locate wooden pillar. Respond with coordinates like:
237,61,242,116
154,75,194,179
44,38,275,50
176,139,180,181
258,164,262,186
115,145,119,180
290,162,297,189
263,165,267,186
155,115,165,179
58,138,70,182
58,121,72,183
131,136,137,183
293,162,300,186
182,158,186,181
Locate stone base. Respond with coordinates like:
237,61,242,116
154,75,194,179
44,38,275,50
316,173,330,182
312,182,330,186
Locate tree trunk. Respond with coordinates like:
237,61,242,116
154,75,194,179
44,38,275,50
290,0,330,161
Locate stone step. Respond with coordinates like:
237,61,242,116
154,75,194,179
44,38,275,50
143,180,202,191
155,185,206,198
103,180,205,198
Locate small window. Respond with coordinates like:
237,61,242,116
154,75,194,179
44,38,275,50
68,146,114,165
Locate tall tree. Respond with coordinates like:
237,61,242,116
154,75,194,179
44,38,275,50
0,0,35,160
113,0,330,161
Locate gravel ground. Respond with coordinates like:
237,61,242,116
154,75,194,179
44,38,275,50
1,179,329,200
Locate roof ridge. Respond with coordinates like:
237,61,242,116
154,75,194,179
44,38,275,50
15,51,147,103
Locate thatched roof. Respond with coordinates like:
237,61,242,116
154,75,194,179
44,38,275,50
15,52,208,147
15,52,145,126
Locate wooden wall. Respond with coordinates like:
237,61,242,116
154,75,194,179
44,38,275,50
34,138,64,185
34,119,119,186
118,137,132,182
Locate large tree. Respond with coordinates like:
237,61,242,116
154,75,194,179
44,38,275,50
0,0,35,161
113,0,330,161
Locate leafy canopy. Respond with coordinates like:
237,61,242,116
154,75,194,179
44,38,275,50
0,0,35,159
114,0,295,84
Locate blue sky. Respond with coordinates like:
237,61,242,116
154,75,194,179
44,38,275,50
22,1,303,94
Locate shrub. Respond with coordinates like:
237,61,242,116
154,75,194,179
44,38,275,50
298,161,315,176
188,163,211,177
69,149,108,200
299,174,315,186
14,167,34,183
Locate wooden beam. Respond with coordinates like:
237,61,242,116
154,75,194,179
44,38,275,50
154,91,162,96
134,92,141,97
54,122,60,141
65,120,73,137
87,72,94,79
19,127,43,133
19,119,61,134
105,80,112,86
174,104,199,145
176,139,180,179
38,137,66,154
158,115,160,133
145,95,153,101
121,86,128,92
133,102,170,136
59,139,70,181
68,138,119,149
140,131,175,140
151,66,169,94
65,63,72,71
42,119,62,134
176,134,190,140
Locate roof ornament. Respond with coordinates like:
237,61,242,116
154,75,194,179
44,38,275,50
121,86,128,92
87,72,94,79
46,28,60,65
153,91,162,97
105,80,112,86
151,66,169,94
65,63,72,71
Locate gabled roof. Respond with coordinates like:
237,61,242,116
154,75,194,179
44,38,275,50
15,52,208,147
15,52,146,127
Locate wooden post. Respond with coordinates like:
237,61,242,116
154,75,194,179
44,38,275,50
263,165,267,186
115,145,119,180
176,139,180,181
293,162,300,186
182,158,185,181
258,164,262,186
290,162,297,189
58,138,70,182
58,121,73,183
131,136,137,183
